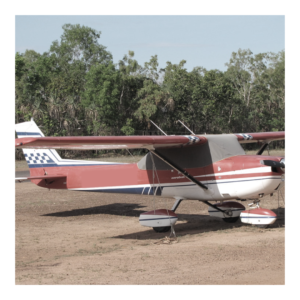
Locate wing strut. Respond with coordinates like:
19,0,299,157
256,143,269,155
150,150,208,190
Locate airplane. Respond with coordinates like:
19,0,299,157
15,119,285,233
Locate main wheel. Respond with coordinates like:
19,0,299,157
222,216,239,223
153,226,171,233
255,224,268,228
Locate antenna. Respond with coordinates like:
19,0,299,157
177,120,195,135
149,120,168,136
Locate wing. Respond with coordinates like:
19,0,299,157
235,132,285,143
15,131,285,150
15,135,207,150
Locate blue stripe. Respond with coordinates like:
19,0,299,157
16,132,42,136
140,217,177,221
79,187,162,195
82,187,145,194
208,208,244,213
143,187,150,195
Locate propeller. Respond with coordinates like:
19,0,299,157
261,158,285,169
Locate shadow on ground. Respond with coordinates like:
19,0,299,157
41,203,285,240
42,203,148,218
112,208,285,241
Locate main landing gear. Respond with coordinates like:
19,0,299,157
151,198,243,233
151,198,183,233
204,200,245,223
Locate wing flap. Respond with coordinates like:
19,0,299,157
15,135,207,150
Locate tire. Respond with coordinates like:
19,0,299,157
255,224,268,228
222,216,239,223
153,226,171,233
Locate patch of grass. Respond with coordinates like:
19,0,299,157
245,149,285,156
15,160,29,170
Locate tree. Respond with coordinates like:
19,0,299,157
134,55,167,130
82,62,121,135
47,24,113,135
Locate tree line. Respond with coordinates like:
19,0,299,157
15,24,285,158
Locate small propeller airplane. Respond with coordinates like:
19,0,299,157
15,119,285,233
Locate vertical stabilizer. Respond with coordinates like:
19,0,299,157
15,119,62,169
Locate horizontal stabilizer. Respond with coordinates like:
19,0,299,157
15,175,66,182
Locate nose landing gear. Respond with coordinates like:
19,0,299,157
206,200,245,223
240,200,277,227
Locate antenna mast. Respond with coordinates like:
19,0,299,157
177,120,195,135
149,120,168,136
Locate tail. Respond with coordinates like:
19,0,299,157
15,118,62,168
15,118,125,171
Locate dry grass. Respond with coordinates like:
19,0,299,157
245,149,285,156
15,149,285,171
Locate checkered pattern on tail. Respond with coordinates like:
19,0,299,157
24,152,55,165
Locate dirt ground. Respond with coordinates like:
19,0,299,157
15,154,285,285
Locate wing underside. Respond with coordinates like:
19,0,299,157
15,135,207,150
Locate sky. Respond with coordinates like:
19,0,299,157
15,15,285,72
